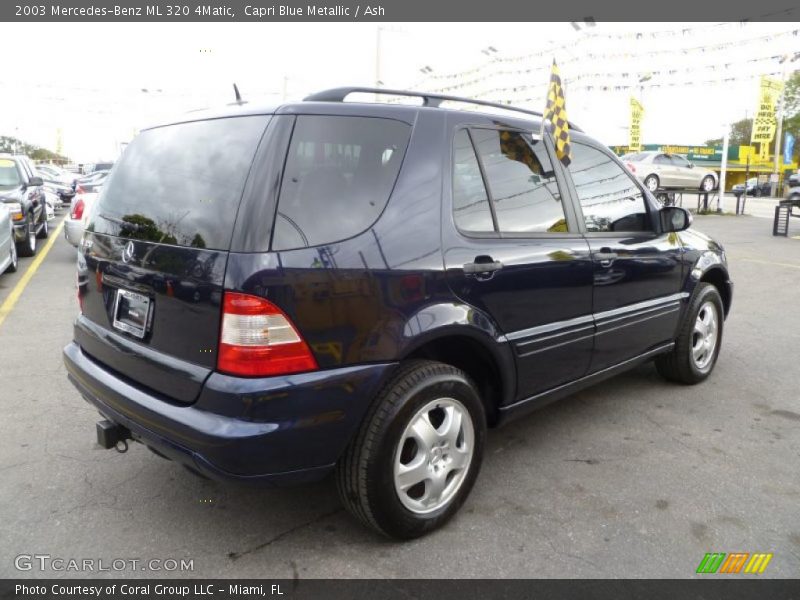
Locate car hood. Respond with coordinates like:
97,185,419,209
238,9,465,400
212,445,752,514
0,188,24,202
681,227,725,256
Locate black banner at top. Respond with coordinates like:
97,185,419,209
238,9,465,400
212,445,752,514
3,0,800,22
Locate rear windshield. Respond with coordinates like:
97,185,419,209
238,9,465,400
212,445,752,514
0,159,21,188
88,116,269,250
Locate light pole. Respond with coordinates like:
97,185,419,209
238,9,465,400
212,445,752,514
772,52,799,196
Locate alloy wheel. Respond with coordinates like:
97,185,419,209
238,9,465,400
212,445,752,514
393,397,475,514
691,301,719,371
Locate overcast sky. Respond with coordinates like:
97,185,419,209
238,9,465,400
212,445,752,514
0,21,795,161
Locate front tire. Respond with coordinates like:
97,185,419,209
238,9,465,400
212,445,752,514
336,360,486,539
656,283,724,384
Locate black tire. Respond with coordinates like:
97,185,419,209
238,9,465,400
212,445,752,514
5,240,17,273
16,219,36,258
700,176,715,192
36,211,49,239
754,187,761,198
644,174,659,193
336,360,486,539
656,283,724,385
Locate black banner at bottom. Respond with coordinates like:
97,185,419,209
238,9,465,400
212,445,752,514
2,580,800,600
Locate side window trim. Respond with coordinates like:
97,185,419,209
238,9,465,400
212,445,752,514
462,128,500,235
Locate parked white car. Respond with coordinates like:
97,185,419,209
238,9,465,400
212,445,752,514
64,190,100,247
0,204,18,274
622,151,718,193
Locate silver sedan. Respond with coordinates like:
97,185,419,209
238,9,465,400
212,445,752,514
622,151,718,193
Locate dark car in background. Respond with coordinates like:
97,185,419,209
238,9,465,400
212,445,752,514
63,88,732,539
0,154,49,257
732,177,772,197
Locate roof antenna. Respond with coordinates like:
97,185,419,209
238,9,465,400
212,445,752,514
233,83,242,103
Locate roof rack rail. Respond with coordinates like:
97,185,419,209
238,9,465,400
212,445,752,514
303,87,582,132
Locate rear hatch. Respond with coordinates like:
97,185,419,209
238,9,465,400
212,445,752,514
76,115,271,403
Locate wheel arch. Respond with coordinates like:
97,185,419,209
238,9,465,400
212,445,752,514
698,266,732,317
400,326,515,427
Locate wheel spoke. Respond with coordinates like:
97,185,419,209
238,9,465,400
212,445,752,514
426,473,448,504
411,414,439,454
395,457,429,491
692,342,706,361
448,447,470,471
440,406,463,448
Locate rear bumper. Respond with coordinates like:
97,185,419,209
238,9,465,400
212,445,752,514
63,341,394,485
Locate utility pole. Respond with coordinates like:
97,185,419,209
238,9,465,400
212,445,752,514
719,127,729,212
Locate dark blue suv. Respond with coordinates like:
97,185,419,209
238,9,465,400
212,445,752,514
64,88,732,538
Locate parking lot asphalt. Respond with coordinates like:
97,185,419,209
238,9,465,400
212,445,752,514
1,213,799,579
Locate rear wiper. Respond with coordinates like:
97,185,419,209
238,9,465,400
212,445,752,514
96,213,145,232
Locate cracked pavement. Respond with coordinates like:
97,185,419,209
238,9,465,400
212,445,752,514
1,214,799,578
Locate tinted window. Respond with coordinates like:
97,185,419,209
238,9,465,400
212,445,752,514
567,142,650,233
452,130,494,233
272,116,410,250
471,129,567,233
0,159,21,188
653,154,671,165
88,116,269,250
670,155,690,168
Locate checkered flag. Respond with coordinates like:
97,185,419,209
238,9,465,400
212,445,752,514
543,60,572,167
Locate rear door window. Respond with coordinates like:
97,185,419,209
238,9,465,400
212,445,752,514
470,128,568,234
87,116,270,250
271,115,411,250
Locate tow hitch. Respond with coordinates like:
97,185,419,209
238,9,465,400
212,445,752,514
96,419,132,453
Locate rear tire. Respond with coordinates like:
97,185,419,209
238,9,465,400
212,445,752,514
644,174,659,192
656,283,724,384
336,360,486,539
701,176,715,192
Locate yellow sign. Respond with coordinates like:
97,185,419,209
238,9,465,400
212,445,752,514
751,76,783,160
630,97,644,152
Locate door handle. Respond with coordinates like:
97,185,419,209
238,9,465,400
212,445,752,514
594,247,618,267
464,256,503,279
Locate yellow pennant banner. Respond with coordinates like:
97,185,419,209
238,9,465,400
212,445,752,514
751,75,783,160
630,97,644,152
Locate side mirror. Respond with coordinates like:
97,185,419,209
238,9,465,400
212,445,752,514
27,176,44,187
661,206,692,232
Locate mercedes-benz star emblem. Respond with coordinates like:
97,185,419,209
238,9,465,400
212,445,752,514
121,241,135,264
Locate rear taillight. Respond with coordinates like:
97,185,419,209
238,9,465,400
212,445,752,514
626,162,636,173
71,198,85,220
75,185,85,194
217,292,318,377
